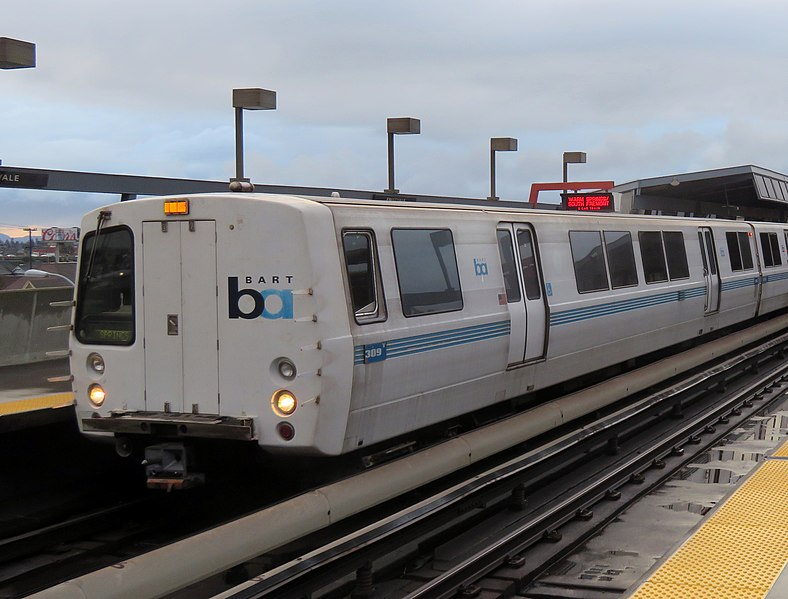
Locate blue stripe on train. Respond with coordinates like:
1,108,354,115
354,320,510,365
550,286,707,326
354,272,783,363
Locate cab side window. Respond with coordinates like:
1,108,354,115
342,230,386,324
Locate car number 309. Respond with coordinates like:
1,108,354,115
364,343,387,364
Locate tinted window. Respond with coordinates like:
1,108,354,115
770,233,782,266
698,232,708,273
664,232,689,279
496,230,521,303
639,231,668,283
392,228,463,317
763,232,782,266
761,232,774,267
569,231,608,293
517,229,541,300
785,231,788,260
739,232,754,270
726,232,743,271
705,231,717,275
343,231,385,322
604,231,638,288
75,227,135,345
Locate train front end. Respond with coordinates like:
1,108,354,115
71,194,353,488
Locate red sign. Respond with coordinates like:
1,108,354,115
562,193,614,212
41,227,80,242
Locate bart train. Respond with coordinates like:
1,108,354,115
71,192,788,478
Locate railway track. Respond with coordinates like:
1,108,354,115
201,332,788,599
15,327,788,598
0,464,292,598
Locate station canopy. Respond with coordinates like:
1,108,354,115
614,165,788,222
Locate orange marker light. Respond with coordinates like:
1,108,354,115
164,200,190,215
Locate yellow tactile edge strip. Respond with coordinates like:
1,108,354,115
772,442,788,458
630,439,788,599
0,392,75,416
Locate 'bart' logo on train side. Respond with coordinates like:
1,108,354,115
228,277,294,320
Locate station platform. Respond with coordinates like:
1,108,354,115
628,438,788,598
0,358,74,431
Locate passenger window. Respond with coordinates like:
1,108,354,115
392,228,463,317
638,231,668,284
726,232,743,271
517,229,541,300
761,232,774,267
603,231,638,288
569,231,609,293
663,232,689,279
763,232,782,267
770,233,782,266
342,231,386,323
738,232,754,270
727,231,754,271
496,230,521,303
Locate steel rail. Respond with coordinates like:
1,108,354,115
212,332,788,599
403,361,788,598
33,315,788,599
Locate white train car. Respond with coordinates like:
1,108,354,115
70,193,788,480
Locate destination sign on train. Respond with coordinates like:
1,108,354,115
562,192,614,212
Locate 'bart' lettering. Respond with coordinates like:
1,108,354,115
228,277,294,320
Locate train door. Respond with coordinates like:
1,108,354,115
142,220,219,413
496,223,547,365
698,227,720,314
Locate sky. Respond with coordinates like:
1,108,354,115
3,0,788,235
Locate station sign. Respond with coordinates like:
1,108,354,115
562,192,615,212
42,227,80,242
0,170,49,188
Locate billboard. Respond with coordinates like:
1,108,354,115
41,227,80,242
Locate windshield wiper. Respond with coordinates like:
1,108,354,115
83,210,112,283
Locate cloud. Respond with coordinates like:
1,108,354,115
3,0,788,226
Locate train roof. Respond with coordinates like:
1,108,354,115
92,191,784,227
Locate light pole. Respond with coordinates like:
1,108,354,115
488,137,518,200
385,117,420,194
230,88,277,192
562,151,587,183
0,37,35,69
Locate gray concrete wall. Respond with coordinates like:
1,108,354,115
0,287,73,367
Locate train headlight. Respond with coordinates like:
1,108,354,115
87,352,105,374
88,384,106,408
277,359,296,380
272,390,297,416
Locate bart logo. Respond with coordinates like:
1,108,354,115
228,277,294,320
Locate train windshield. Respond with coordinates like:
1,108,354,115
74,226,135,345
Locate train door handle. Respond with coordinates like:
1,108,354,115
167,314,179,335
